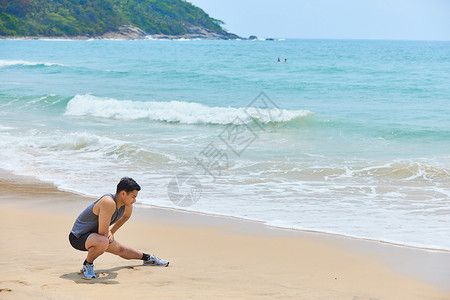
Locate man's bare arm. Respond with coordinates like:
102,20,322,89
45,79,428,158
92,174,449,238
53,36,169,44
110,205,133,234
96,196,116,237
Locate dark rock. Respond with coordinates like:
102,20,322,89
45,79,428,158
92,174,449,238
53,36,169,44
151,24,241,40
248,35,258,40
101,25,147,39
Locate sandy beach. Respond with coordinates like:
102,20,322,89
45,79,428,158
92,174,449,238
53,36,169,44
0,171,449,300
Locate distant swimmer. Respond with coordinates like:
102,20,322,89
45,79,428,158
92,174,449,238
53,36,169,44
277,57,280,62
283,59,287,62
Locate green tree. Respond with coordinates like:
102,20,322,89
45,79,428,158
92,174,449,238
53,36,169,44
6,0,32,17
0,0,230,37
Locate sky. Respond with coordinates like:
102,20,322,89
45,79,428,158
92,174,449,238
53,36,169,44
188,0,450,41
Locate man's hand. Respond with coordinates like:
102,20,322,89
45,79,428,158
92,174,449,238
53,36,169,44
108,231,114,244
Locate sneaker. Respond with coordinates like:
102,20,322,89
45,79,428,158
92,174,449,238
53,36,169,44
81,263,96,279
143,255,169,267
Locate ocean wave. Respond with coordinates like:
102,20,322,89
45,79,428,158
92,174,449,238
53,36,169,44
0,59,66,68
48,132,170,162
0,94,70,111
1,130,173,165
37,38,76,42
242,160,450,183
350,161,450,182
64,94,313,125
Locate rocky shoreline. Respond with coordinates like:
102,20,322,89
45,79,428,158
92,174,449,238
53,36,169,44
0,24,243,40
151,24,241,40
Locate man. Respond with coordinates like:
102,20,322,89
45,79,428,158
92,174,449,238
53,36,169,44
69,177,169,279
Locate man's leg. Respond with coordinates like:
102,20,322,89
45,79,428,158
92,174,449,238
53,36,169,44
106,240,169,266
105,239,143,260
85,233,110,263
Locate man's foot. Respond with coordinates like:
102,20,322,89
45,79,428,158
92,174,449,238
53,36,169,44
143,255,169,267
81,263,96,279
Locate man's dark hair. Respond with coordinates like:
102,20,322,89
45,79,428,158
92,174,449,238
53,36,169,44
116,177,141,194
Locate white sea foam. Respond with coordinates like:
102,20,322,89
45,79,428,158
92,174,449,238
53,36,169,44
38,38,76,42
64,94,313,125
0,59,65,67
0,129,176,196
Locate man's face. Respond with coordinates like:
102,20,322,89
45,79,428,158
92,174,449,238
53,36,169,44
124,190,138,206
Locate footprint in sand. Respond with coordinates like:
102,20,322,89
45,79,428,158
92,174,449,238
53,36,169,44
0,280,28,293
144,281,173,287
32,266,49,272
0,280,29,286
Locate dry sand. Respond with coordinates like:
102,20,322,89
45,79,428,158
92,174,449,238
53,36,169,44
0,171,449,300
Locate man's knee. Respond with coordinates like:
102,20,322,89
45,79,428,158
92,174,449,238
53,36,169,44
98,237,109,251
87,234,109,251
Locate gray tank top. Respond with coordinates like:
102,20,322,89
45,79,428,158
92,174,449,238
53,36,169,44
71,193,125,238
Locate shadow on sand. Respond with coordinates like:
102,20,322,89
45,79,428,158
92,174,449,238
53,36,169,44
60,264,143,284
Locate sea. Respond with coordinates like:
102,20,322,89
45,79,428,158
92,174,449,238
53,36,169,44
1,38,449,251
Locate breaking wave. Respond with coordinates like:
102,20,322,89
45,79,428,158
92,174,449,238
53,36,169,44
64,94,313,125
0,59,66,68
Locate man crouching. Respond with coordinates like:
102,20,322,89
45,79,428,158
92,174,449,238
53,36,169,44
69,177,169,279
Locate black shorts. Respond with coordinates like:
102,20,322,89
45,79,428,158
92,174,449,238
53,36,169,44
69,232,93,251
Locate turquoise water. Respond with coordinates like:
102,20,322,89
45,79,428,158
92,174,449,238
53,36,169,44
1,38,449,250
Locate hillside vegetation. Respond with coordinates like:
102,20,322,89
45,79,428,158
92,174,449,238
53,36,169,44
0,0,229,37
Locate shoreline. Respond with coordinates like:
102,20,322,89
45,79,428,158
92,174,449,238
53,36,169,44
1,169,449,299
0,24,242,41
3,167,447,254
0,36,239,41
0,34,241,41
0,35,254,41
138,203,450,254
